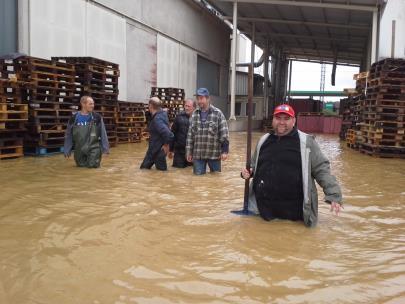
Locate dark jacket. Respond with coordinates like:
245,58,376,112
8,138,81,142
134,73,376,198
147,110,174,155
64,111,109,157
170,111,190,152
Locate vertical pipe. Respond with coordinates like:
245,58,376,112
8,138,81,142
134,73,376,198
242,64,254,213
287,59,292,102
229,1,238,120
250,23,255,65
371,10,378,64
263,38,269,119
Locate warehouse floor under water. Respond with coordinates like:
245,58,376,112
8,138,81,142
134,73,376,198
0,132,404,304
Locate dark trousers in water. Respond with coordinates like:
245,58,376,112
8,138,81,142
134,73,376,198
172,149,192,168
140,148,167,171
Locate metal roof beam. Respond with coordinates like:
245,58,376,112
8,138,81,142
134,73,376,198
287,57,360,67
223,16,370,30
256,32,366,43
217,0,378,12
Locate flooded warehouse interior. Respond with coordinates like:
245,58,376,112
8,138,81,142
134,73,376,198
1,0,405,303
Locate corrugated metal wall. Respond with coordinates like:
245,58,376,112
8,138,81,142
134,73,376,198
0,0,17,55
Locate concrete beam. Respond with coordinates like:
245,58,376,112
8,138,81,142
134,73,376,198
218,0,378,12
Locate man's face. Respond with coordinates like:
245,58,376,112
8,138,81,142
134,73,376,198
82,98,95,112
184,100,195,115
272,113,295,136
197,95,209,109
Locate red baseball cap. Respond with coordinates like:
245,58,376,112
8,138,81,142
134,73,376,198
273,104,295,117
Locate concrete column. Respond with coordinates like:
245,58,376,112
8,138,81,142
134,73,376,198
229,1,238,120
287,60,292,102
371,10,378,64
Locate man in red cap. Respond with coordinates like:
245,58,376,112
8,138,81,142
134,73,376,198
241,104,342,227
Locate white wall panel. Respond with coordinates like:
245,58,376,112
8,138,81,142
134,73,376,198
30,0,86,56
86,3,127,99
157,34,180,88
157,34,197,98
29,0,127,99
179,45,197,99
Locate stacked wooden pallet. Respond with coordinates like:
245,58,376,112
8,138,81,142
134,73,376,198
0,79,28,159
150,87,184,122
53,57,120,146
359,59,405,158
1,57,77,156
116,101,146,144
340,73,367,143
345,129,363,149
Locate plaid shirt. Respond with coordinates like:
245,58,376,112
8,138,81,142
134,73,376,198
186,105,229,160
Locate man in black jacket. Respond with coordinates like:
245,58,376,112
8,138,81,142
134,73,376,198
169,99,196,168
140,97,174,171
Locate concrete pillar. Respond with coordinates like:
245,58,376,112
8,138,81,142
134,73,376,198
371,10,378,64
229,1,238,120
287,60,292,102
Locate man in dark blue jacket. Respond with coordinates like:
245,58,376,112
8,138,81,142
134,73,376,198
168,99,195,168
140,97,174,171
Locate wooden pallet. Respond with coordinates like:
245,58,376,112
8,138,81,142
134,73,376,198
0,145,24,159
359,143,405,158
52,56,119,71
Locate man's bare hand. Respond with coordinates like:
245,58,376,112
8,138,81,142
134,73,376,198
241,168,253,179
221,153,228,161
186,155,193,163
330,202,343,216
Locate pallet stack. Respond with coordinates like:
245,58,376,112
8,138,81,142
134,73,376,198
52,57,120,146
0,79,28,159
1,57,77,156
150,87,185,122
116,101,146,144
359,59,405,158
340,73,368,143
345,128,363,149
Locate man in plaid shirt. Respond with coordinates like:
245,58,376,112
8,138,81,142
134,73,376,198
186,88,229,175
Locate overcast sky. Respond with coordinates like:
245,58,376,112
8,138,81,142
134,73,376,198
290,61,359,102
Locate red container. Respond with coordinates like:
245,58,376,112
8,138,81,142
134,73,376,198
297,116,322,133
297,115,342,134
321,116,342,134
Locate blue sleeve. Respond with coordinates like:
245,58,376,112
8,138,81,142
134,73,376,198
221,140,229,154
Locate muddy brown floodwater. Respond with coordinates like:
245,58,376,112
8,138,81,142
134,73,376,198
0,132,404,304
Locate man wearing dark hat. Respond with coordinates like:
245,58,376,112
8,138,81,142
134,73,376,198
186,88,229,175
241,104,343,227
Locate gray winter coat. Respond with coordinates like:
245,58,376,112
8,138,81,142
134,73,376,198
248,130,342,227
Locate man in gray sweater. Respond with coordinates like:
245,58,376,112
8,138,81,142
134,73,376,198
241,104,342,227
